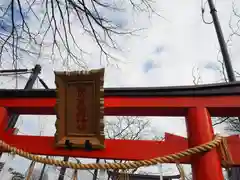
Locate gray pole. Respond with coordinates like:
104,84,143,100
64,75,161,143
207,0,236,82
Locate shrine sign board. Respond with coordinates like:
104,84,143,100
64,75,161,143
54,68,105,149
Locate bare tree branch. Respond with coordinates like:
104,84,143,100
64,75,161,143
214,0,240,82
104,116,162,179
0,0,160,68
192,66,202,85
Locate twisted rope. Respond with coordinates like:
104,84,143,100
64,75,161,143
219,136,233,168
0,136,223,170
176,163,186,180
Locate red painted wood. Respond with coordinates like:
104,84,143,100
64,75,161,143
1,131,240,166
0,107,9,154
1,96,240,116
186,108,224,180
0,107,8,132
0,132,191,162
226,135,240,166
164,133,240,167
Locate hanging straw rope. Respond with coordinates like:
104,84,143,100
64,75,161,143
0,135,233,170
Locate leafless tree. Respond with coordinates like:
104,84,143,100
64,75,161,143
104,116,160,179
228,1,240,46
93,116,161,179
214,0,240,82
105,116,152,140
0,0,160,69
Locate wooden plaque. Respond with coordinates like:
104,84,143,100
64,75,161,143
54,68,105,149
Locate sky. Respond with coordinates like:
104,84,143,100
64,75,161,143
0,0,240,179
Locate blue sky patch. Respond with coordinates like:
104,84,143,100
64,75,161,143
143,59,155,73
0,4,28,32
204,62,219,71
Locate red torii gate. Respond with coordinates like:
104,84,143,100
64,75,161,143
0,82,240,180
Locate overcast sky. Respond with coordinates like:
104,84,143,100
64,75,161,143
0,0,240,179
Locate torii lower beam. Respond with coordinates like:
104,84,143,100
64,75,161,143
1,131,240,166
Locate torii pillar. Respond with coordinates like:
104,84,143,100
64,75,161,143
186,107,224,180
